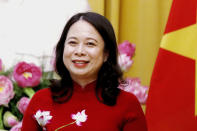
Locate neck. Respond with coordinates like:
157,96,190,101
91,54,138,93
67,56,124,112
71,76,97,88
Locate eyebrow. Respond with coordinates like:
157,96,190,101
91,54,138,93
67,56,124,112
66,37,77,41
66,36,98,43
86,37,98,43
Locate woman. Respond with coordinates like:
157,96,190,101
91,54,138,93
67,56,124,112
21,12,147,131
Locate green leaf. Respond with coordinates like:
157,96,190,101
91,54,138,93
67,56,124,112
0,106,4,129
23,88,35,99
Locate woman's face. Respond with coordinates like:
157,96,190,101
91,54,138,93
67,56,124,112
63,20,108,82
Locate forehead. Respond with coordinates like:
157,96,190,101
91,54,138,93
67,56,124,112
67,20,102,38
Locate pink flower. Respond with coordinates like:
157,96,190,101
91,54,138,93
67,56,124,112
0,58,2,71
13,61,42,88
71,110,88,126
118,40,136,58
10,121,22,131
3,111,19,128
118,54,133,71
118,78,148,104
0,75,15,107
17,97,30,114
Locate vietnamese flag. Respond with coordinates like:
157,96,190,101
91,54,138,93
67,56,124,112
145,0,197,131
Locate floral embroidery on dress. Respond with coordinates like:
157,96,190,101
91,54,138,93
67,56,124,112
34,110,52,131
71,109,87,126
55,109,88,131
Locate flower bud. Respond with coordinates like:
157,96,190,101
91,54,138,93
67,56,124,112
3,111,19,128
17,97,30,114
10,121,22,131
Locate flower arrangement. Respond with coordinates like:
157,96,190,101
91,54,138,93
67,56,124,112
118,40,148,104
0,59,53,130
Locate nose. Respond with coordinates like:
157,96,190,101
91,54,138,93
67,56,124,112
74,43,86,56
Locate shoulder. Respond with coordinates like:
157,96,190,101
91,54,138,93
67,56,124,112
29,88,52,106
118,90,140,105
32,88,51,99
118,90,147,127
33,88,51,97
24,88,53,116
117,90,144,115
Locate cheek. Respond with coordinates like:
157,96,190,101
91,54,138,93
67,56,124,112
63,48,71,65
63,46,72,57
63,56,71,71
92,50,105,64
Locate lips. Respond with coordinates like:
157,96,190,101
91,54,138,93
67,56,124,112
72,60,89,68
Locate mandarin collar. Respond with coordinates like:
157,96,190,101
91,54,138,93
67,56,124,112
73,80,97,92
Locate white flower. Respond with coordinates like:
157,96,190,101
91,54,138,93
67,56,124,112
71,110,87,126
118,54,133,71
34,110,52,128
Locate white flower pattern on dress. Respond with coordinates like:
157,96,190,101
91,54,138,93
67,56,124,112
71,109,88,126
55,109,88,131
34,110,52,130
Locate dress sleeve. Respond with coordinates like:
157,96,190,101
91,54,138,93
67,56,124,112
122,93,148,131
21,91,43,131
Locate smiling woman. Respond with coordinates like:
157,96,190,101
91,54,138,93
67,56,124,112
21,12,147,131
63,20,107,87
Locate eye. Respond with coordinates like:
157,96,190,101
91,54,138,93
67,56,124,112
86,42,96,47
67,41,77,46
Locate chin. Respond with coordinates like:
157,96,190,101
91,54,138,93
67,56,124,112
72,72,89,77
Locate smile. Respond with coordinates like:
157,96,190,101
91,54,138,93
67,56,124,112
72,60,89,63
72,60,89,68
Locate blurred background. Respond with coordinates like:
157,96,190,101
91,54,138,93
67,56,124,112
88,0,172,87
0,0,172,88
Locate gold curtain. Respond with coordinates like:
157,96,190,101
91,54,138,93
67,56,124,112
88,0,172,87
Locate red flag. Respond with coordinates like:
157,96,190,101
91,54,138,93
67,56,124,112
145,0,197,130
